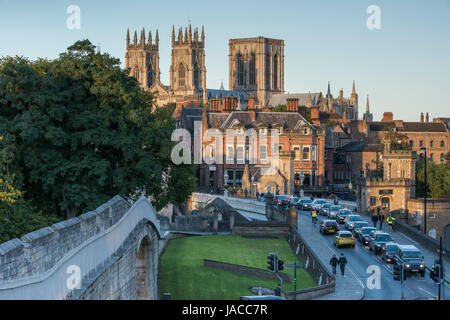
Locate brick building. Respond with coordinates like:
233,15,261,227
178,96,326,196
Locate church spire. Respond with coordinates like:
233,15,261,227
184,27,188,43
155,29,159,49
327,81,331,97
201,25,205,43
140,28,145,47
366,95,370,112
307,91,313,108
126,28,130,47
133,30,138,46
352,80,356,95
148,30,152,46
172,25,175,45
189,24,192,43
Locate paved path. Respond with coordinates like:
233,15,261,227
296,212,365,300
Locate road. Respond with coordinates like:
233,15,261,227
296,208,447,300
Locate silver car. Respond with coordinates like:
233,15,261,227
328,205,343,219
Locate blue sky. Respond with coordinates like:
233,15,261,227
1,0,449,121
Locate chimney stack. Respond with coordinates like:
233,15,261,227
426,112,429,123
420,112,424,123
286,98,299,112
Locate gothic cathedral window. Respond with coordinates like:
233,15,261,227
178,63,185,87
237,53,244,86
273,54,278,90
265,53,271,89
249,52,256,86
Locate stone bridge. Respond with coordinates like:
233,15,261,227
0,196,164,300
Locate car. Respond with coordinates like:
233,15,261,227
319,203,331,216
357,227,377,245
336,209,352,224
334,231,355,248
327,205,343,219
320,219,339,235
274,195,290,207
368,231,393,254
312,199,328,211
381,242,399,263
290,197,301,206
240,295,287,300
298,199,313,210
345,214,364,230
395,245,425,276
352,221,370,237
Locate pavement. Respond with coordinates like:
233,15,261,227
296,212,365,300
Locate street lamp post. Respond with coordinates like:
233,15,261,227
224,170,229,198
300,171,305,198
420,147,427,235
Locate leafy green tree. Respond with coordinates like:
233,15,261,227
0,40,195,219
272,104,287,112
383,130,411,151
416,159,450,198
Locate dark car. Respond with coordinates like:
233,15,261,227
357,227,377,245
290,197,301,206
298,199,313,210
277,195,289,206
395,245,425,276
320,219,339,235
381,243,399,263
319,203,331,216
352,221,370,237
336,209,352,224
368,231,393,254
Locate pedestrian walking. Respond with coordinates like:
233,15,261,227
338,253,347,276
378,208,384,230
329,254,338,275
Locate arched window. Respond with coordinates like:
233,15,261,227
178,63,185,87
265,53,271,89
273,54,278,90
132,65,140,82
193,62,199,88
249,52,256,86
237,53,244,86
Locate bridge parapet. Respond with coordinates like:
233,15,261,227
0,196,131,283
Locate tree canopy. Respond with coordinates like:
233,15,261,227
0,40,195,219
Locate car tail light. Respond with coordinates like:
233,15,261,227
324,226,327,229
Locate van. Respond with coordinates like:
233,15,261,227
395,245,425,277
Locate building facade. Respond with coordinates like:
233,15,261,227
228,37,285,108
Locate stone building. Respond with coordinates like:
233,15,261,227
268,81,361,123
356,147,417,215
125,25,207,106
228,37,284,108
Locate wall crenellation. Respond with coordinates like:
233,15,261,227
0,195,131,282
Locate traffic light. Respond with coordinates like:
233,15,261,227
393,264,407,281
267,253,276,272
393,264,400,281
277,259,284,271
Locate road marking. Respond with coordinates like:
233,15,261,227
418,287,435,297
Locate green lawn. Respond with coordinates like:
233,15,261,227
159,234,317,300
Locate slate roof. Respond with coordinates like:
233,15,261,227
337,141,381,153
207,111,310,130
207,89,250,100
268,93,322,107
368,121,447,133
180,107,203,134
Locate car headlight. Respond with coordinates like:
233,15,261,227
405,264,411,268
420,264,424,268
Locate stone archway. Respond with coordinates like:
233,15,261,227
136,236,151,300
381,197,391,213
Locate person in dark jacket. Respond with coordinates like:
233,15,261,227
338,253,347,276
378,208,384,230
329,254,338,275
274,284,281,296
